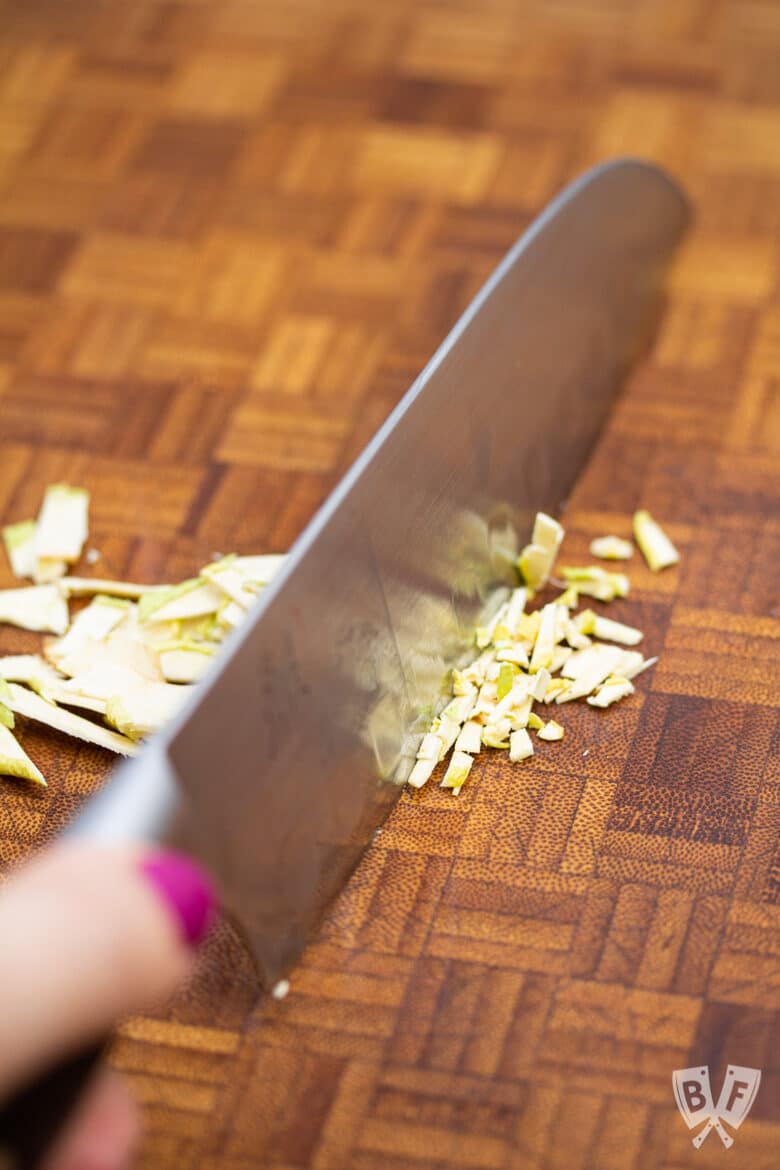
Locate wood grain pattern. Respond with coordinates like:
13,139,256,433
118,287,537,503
0,1,778,1166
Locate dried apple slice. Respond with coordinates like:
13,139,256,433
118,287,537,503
588,676,635,708
59,577,161,600
537,719,564,741
589,615,643,646
0,722,45,785
0,585,69,635
234,554,287,583
408,756,438,789
201,556,260,609
3,520,37,579
441,749,474,789
104,682,189,741
0,679,13,728
158,642,215,683
590,535,633,560
509,729,533,761
0,654,66,693
6,683,137,756
454,719,482,754
558,643,626,702
138,578,223,624
561,566,629,601
633,510,679,572
34,484,89,582
45,596,129,670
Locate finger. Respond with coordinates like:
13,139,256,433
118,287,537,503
41,1069,140,1170
0,844,217,1098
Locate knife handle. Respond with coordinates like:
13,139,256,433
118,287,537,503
0,1040,106,1170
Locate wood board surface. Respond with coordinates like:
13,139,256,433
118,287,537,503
0,1,778,1166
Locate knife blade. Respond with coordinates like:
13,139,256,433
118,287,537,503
0,158,689,1170
69,158,690,984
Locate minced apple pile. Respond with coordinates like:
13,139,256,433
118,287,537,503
0,485,678,792
0,484,284,785
409,508,679,795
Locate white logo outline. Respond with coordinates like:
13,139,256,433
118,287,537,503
672,1064,761,1148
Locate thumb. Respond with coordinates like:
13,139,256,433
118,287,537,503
0,844,217,1098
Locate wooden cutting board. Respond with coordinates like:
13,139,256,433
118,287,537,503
0,1,778,1167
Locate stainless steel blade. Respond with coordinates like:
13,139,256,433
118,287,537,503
70,159,689,984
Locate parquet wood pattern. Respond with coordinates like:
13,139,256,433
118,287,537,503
0,1,778,1166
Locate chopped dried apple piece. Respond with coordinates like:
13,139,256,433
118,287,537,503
496,643,529,668
35,558,68,584
615,653,657,681
104,682,189,741
530,667,551,702
587,676,635,708
564,619,591,650
633,510,679,572
455,720,482,754
3,520,36,579
6,683,137,756
435,717,461,759
514,611,541,643
504,588,528,632
0,654,65,692
533,512,564,555
558,584,579,609
529,602,564,672
509,697,532,731
550,645,572,673
0,679,13,728
590,536,633,560
34,485,89,581
561,566,629,601
408,756,438,789
234,554,286,583
590,615,643,646
441,695,475,724
59,577,161,600
0,585,69,635
574,609,596,635
215,599,246,631
509,729,533,762
475,598,510,649
544,677,572,703
53,664,147,708
558,644,626,702
0,722,45,785
517,514,563,591
202,556,260,609
38,681,106,714
517,543,550,591
494,674,533,718
537,719,564,741
138,578,223,624
452,668,477,697
482,722,510,749
158,642,214,683
416,732,442,762
50,610,162,683
441,749,473,789
496,662,517,701
45,595,129,668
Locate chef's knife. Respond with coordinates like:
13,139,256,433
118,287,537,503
0,158,689,1169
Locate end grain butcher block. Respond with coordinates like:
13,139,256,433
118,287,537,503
0,0,778,1167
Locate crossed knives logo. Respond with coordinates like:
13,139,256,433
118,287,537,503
673,1066,761,1149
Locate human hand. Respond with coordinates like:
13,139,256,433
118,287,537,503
0,844,217,1170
